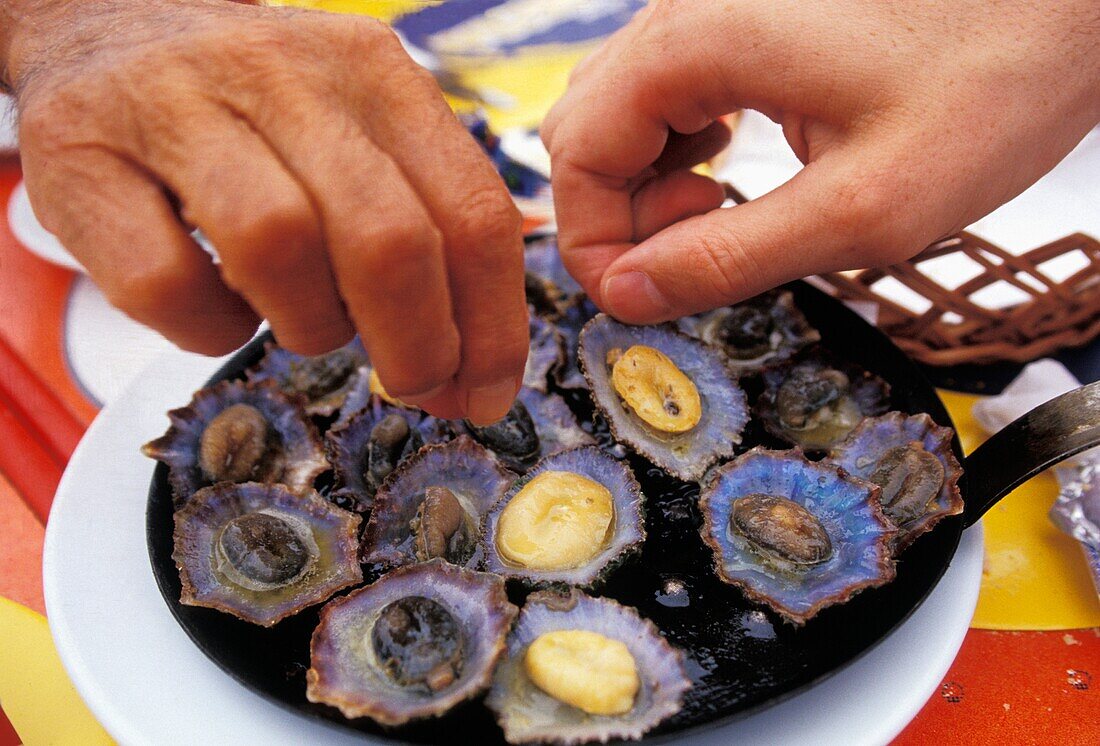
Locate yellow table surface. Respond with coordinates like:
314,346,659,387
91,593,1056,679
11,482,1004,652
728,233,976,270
939,390,1100,630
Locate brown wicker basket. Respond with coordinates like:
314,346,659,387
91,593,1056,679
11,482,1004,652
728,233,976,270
721,184,1100,366
814,232,1100,366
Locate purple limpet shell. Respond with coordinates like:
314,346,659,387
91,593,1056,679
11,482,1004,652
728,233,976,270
677,290,820,372
173,482,362,627
579,314,750,482
525,235,583,306
481,447,645,588
486,589,690,745
699,448,896,626
525,309,566,393
245,337,368,417
306,559,517,725
518,386,596,465
142,379,328,508
554,296,598,391
362,437,516,568
326,395,460,512
827,411,963,551
331,365,376,428
755,350,891,451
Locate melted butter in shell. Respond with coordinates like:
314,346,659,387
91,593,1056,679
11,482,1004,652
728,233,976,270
496,471,614,571
524,629,639,715
609,345,702,434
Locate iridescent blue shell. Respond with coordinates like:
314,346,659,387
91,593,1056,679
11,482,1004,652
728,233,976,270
827,412,963,551
173,482,362,627
486,589,690,745
326,396,460,512
307,559,517,725
362,437,516,568
678,290,819,372
579,314,750,481
755,351,890,451
245,338,368,417
699,448,896,625
142,379,328,508
525,309,565,393
480,447,645,588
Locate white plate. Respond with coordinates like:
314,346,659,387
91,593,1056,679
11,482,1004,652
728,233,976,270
6,181,84,272
43,347,983,746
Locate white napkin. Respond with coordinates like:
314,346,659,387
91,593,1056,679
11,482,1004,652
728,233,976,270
972,359,1083,438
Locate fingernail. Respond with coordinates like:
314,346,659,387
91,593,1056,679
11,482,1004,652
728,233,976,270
400,383,448,407
465,378,520,426
602,271,671,320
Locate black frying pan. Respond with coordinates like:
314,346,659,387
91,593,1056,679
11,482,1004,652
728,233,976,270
146,281,1100,744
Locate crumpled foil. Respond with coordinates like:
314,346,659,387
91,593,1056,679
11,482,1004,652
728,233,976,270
1049,456,1100,599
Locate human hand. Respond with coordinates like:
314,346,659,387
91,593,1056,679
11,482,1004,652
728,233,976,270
3,0,528,424
542,0,1100,323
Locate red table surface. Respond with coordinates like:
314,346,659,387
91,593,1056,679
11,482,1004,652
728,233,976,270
0,158,1095,744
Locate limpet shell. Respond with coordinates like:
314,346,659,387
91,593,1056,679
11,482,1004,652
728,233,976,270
486,589,690,744
306,559,517,725
173,481,362,627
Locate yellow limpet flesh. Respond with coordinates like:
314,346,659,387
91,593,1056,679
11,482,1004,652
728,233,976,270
368,368,407,407
496,471,614,571
524,630,640,716
609,345,702,434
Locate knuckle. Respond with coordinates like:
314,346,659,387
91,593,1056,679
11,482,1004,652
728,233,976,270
462,332,530,385
17,87,78,153
822,175,896,246
820,174,923,268
218,201,318,281
448,185,523,254
101,261,198,319
687,229,754,303
323,15,407,64
354,220,444,276
381,343,461,397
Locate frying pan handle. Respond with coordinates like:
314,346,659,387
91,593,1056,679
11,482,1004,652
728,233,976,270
961,380,1100,527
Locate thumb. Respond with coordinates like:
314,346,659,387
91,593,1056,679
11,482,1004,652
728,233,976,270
598,151,931,323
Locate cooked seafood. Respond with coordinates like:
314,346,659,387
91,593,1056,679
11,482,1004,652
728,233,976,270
173,482,361,626
142,379,328,507
362,437,515,568
486,589,690,744
699,448,896,625
306,560,518,725
827,412,963,550
579,314,749,481
481,447,644,588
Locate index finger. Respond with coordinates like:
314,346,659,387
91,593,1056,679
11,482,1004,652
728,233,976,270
351,53,530,425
